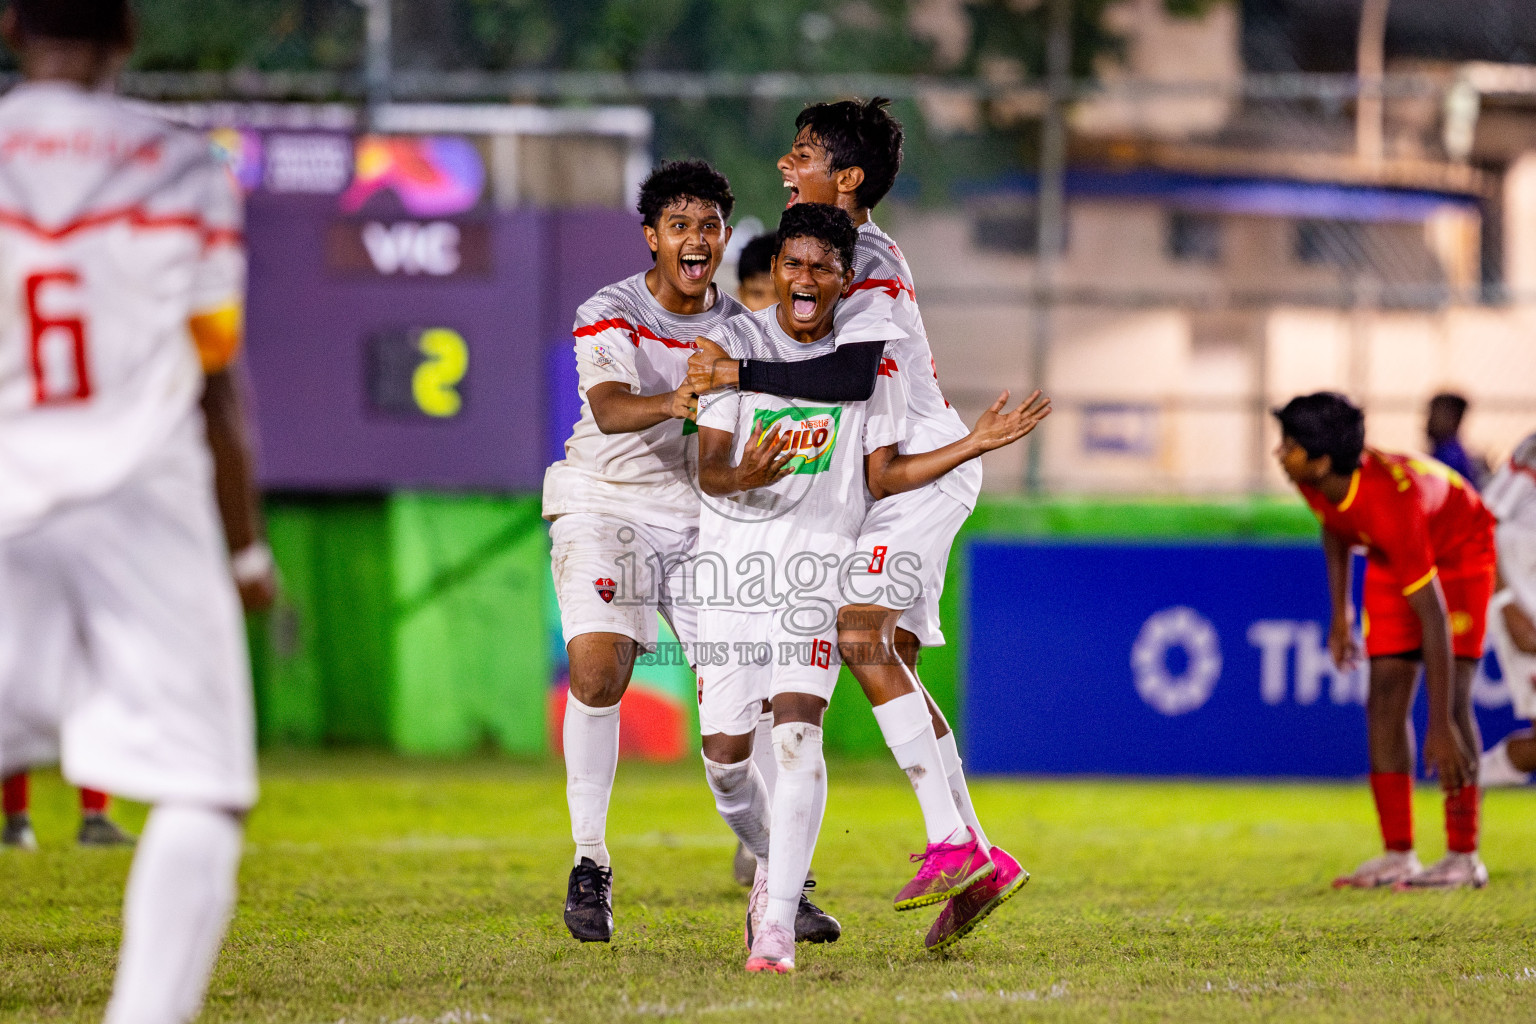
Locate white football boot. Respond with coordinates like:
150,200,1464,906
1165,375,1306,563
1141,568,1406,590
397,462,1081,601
745,921,796,974
1333,850,1422,889
1395,851,1489,891
744,864,768,950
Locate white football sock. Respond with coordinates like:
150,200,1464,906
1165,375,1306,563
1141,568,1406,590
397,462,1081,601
872,691,966,845
564,694,620,867
751,710,778,802
703,754,772,861
104,805,242,1024
936,729,991,853
764,722,826,934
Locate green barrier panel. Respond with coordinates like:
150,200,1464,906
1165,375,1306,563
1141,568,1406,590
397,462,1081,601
256,493,549,755
389,493,550,757
253,503,326,746
311,499,394,745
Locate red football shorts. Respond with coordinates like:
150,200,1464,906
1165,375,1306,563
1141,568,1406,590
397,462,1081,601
1362,563,1494,660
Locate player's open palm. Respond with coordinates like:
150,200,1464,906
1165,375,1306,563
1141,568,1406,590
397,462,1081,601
735,423,795,491
969,389,1052,453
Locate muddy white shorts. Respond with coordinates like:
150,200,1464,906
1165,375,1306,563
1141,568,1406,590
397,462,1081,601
550,512,699,655
1489,589,1536,720
848,483,970,648
0,430,257,810
696,596,841,738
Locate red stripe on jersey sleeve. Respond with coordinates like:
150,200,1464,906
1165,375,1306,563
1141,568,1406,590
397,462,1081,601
845,276,915,302
572,316,696,350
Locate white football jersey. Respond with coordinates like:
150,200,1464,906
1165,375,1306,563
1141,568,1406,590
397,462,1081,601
0,82,243,539
543,272,746,525
834,219,982,511
1484,433,1536,533
697,305,906,577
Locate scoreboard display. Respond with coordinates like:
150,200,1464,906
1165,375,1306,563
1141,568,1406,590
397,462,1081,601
232,130,645,491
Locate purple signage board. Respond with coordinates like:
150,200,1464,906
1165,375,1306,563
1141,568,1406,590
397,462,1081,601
238,131,648,491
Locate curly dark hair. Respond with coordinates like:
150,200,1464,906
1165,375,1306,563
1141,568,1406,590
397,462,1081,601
1273,392,1366,475
636,160,735,229
736,234,778,282
794,97,904,211
12,0,130,44
775,203,857,276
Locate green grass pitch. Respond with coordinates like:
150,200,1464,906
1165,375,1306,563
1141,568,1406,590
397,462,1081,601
2,753,1534,1023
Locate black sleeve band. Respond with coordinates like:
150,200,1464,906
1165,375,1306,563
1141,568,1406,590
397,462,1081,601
737,340,885,402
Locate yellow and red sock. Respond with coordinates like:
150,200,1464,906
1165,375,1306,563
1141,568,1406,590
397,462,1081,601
2,773,27,816
1445,784,1479,854
80,788,109,815
1369,772,1414,851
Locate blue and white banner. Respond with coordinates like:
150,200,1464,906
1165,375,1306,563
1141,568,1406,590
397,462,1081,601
963,541,1520,777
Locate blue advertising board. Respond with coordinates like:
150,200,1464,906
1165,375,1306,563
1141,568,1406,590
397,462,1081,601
963,541,1519,777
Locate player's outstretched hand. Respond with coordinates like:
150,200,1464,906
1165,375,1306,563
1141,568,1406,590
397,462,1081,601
1328,616,1361,671
666,381,699,422
687,336,738,393
735,422,795,491
1423,723,1475,792
968,389,1052,453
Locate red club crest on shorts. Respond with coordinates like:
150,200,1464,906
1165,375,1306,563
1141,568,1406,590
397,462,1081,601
593,577,616,603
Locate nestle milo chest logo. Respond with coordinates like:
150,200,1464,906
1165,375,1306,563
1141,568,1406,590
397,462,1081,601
752,406,841,475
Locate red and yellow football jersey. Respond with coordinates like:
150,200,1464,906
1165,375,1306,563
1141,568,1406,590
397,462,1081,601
1299,448,1496,595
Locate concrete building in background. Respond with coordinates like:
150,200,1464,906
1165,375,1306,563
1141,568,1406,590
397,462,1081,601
890,0,1536,494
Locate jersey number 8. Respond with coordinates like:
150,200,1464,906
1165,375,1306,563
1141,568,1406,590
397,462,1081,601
26,269,92,405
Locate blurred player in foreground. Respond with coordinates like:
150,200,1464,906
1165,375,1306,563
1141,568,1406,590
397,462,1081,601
1274,394,1494,890
690,98,1046,949
0,1,264,1020
1478,432,1536,786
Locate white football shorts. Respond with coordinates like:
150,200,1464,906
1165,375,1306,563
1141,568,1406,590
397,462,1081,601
0,426,257,810
1489,589,1536,721
550,512,699,655
697,594,841,738
847,482,970,648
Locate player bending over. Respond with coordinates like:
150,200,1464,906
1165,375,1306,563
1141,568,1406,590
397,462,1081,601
1274,394,1494,890
544,160,755,943
689,98,1046,949
0,1,263,1020
1478,432,1536,786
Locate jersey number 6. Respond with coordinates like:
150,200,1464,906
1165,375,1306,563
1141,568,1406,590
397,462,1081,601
25,270,92,405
